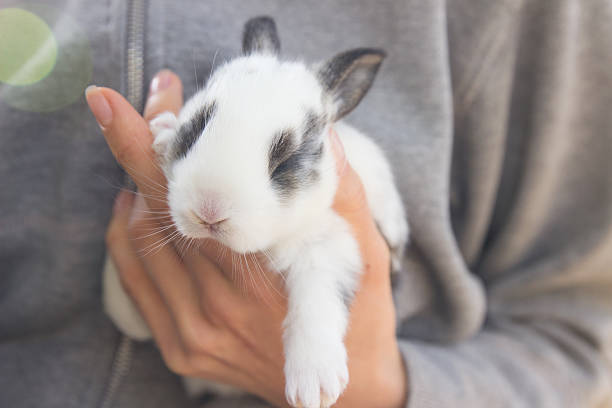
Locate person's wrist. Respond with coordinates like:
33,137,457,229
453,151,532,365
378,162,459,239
376,345,408,408
334,343,407,408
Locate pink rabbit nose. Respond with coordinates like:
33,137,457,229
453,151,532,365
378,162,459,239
196,214,228,227
196,194,229,227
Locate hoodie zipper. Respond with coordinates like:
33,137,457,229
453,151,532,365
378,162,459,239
99,0,146,407
126,0,146,113
99,336,134,408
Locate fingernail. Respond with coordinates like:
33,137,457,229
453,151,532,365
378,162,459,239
85,85,113,127
113,190,133,213
150,70,173,94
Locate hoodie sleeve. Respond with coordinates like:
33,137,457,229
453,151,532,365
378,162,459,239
395,1,612,406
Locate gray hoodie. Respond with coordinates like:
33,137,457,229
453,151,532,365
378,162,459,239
1,0,611,407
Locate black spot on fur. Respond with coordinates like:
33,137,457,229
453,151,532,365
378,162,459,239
172,102,216,161
243,16,280,55
270,111,325,199
339,284,356,310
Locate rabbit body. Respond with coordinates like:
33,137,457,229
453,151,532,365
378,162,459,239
104,16,408,408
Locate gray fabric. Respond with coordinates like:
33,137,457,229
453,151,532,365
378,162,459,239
1,0,611,407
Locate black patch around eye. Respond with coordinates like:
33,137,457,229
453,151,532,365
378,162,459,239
172,102,217,161
268,129,295,175
270,111,326,199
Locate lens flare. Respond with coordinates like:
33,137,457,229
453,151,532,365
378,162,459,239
0,5,92,113
0,8,57,85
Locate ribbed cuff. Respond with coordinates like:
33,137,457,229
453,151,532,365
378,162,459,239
398,340,454,408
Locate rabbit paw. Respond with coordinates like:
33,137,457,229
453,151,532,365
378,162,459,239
150,111,178,157
284,341,349,408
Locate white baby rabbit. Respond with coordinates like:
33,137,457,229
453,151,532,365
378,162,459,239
104,16,408,408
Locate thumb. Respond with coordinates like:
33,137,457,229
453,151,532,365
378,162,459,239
329,128,391,286
85,70,183,212
330,128,370,223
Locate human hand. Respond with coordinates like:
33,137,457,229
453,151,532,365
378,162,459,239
86,70,407,407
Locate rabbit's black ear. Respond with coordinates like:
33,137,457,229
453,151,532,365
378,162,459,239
243,16,281,55
318,48,386,121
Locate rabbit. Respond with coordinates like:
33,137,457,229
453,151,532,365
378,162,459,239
103,16,408,408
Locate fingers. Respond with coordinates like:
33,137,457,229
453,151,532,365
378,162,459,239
330,128,371,220
193,238,287,309
105,190,186,366
85,70,183,212
127,195,219,349
108,191,237,376
86,85,160,204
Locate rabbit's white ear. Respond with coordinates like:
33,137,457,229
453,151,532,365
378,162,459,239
242,16,280,55
318,48,386,122
150,111,178,161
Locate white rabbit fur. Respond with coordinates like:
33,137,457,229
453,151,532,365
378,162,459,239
103,16,408,408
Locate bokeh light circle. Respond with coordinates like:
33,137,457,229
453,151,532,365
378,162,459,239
0,8,58,86
0,4,92,112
